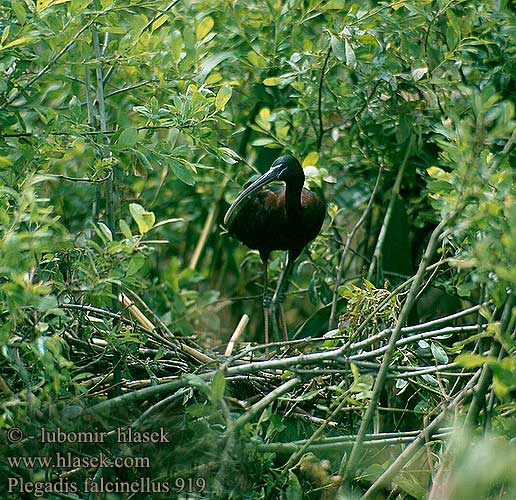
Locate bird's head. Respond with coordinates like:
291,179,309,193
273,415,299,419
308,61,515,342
269,155,303,182
224,155,303,226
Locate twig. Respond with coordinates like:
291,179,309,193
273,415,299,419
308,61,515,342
257,428,453,454
317,47,332,150
281,396,349,472
189,203,218,270
118,292,155,331
60,303,123,320
349,301,488,352
366,135,413,281
139,0,181,36
44,173,111,184
1,122,199,139
350,325,482,361
230,377,301,433
92,27,114,230
225,314,249,356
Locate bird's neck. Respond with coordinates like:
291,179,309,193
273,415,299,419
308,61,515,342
285,180,303,220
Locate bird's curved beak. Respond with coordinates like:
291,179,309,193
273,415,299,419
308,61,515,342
224,165,285,226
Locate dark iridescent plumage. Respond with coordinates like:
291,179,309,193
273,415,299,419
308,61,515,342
227,183,324,262
224,155,325,350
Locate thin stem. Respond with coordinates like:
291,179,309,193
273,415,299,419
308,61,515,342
189,203,218,270
92,27,114,233
329,165,383,328
317,47,332,150
139,0,181,35
230,377,301,433
366,135,413,282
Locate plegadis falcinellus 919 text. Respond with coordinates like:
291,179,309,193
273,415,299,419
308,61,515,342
224,155,325,350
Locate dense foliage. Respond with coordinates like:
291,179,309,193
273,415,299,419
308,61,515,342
1,0,515,498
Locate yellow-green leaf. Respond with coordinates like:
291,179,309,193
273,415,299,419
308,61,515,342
37,0,70,12
205,72,222,85
263,77,284,86
196,16,214,40
302,152,319,167
455,353,497,368
0,156,13,168
2,37,36,50
1,26,10,44
256,107,271,132
152,14,168,32
215,85,232,110
426,166,445,178
247,51,266,67
129,203,155,235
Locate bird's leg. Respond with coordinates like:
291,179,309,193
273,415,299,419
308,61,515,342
262,263,271,356
273,257,296,342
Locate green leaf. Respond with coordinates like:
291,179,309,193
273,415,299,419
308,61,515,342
170,30,183,64
119,219,132,239
98,222,113,241
345,39,356,68
129,203,155,235
185,374,210,395
115,128,138,149
285,471,303,500
430,342,448,364
70,0,91,14
126,254,145,277
215,85,232,110
198,51,233,81
411,67,428,81
218,147,240,164
209,370,225,403
251,138,278,147
331,35,346,62
12,1,27,23
169,159,195,186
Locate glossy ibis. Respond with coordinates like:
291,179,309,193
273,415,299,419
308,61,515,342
224,155,325,350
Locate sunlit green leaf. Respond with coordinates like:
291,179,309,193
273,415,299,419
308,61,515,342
215,85,232,110
129,203,155,235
